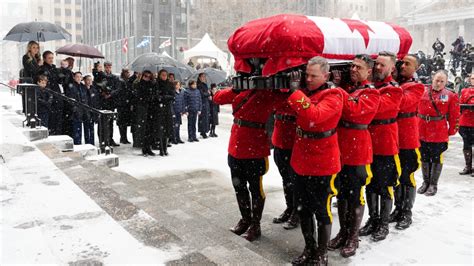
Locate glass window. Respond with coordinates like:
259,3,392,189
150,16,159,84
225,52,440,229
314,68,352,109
66,23,72,29
54,0,60,3
76,23,82,30
38,6,43,15
54,8,61,16
75,0,81,4
65,0,71,4
76,9,81,17
160,0,168,4
65,9,71,16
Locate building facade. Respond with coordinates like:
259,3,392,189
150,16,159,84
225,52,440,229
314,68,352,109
397,0,474,54
82,0,189,73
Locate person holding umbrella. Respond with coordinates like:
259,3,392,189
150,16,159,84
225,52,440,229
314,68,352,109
155,69,175,156
209,83,220,137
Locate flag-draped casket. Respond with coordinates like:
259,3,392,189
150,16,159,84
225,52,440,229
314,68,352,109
228,14,413,76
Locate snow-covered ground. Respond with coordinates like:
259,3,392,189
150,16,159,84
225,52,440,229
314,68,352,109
1,86,473,265
0,88,181,264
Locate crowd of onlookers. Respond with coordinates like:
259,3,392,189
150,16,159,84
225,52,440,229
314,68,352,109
20,40,220,156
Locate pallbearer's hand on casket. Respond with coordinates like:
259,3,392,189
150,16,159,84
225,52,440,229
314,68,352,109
288,71,302,93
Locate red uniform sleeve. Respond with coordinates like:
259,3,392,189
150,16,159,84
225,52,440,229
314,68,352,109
400,83,425,110
377,86,403,113
287,89,343,129
213,88,238,105
448,92,461,135
344,89,380,115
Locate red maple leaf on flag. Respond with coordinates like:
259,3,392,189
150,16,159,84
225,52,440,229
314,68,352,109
341,18,374,49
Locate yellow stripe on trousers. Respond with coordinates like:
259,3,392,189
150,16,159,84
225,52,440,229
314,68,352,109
394,154,402,187
410,148,422,187
360,164,373,206
259,157,269,199
326,174,338,223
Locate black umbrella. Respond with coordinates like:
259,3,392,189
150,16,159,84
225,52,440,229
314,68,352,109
129,52,194,81
187,67,227,85
56,43,104,71
3,21,71,42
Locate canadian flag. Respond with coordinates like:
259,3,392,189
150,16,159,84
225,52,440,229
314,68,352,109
159,38,171,49
122,38,128,53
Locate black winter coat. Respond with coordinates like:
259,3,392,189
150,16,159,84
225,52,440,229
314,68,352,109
210,91,220,126
197,81,210,133
134,79,157,148
155,79,175,138
116,78,135,126
85,85,101,122
37,87,53,114
67,81,90,121
37,63,64,111
22,54,40,82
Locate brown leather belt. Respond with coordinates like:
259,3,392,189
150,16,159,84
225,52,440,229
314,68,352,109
417,114,446,121
397,112,417,119
233,118,266,129
274,114,296,122
296,127,336,139
370,118,397,125
339,120,368,130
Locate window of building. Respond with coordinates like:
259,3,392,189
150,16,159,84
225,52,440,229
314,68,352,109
160,0,168,5
54,0,60,3
38,6,43,15
76,23,82,30
145,0,152,3
66,23,72,29
54,8,61,16
76,35,82,42
65,9,71,16
76,9,81,17
76,0,81,4
65,0,71,4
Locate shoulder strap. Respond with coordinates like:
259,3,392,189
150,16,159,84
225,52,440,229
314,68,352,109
232,89,257,115
428,89,443,117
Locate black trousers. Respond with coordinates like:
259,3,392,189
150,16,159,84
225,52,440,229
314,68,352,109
420,141,448,164
273,148,296,210
187,111,198,140
459,126,474,150
336,165,372,205
228,154,269,219
399,149,421,187
295,173,337,225
366,155,401,199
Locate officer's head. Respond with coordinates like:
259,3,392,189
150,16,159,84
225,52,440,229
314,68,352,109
374,51,396,82
400,54,420,79
42,51,54,65
104,61,112,74
306,56,330,90
351,54,373,83
431,70,448,91
37,75,48,89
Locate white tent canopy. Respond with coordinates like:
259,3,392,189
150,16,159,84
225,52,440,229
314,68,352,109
183,33,229,73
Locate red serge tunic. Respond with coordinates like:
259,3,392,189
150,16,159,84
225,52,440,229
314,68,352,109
369,77,403,156
338,82,380,166
460,87,474,127
213,88,277,159
397,79,425,149
272,99,297,150
418,87,460,143
287,86,343,176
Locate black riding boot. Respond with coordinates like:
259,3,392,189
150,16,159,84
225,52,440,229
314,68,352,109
396,185,416,230
459,149,472,175
417,162,431,194
371,197,392,242
426,163,442,196
389,185,404,223
359,192,379,236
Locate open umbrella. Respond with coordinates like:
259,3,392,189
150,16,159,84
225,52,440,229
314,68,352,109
56,43,104,71
187,67,227,85
3,21,71,42
129,52,194,81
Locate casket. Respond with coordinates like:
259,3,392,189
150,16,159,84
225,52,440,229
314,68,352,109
228,14,412,76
